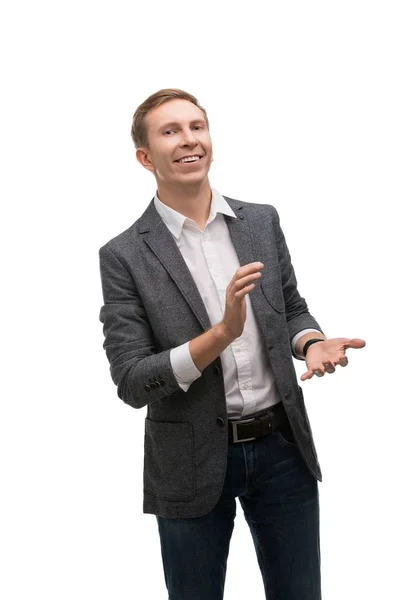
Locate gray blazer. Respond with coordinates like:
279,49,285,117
99,195,324,519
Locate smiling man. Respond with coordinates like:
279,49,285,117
135,96,214,230
99,88,365,600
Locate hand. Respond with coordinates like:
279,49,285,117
300,337,366,381
221,262,264,340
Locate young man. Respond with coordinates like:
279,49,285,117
99,88,365,600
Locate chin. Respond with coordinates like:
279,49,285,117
179,174,208,185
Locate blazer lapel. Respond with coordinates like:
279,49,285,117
139,197,257,332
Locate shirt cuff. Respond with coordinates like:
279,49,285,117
291,329,324,360
170,342,202,392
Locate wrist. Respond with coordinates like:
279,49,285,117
215,322,235,345
302,338,325,358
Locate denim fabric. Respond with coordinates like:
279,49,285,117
156,423,321,600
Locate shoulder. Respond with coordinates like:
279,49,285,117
99,197,155,258
222,194,280,223
99,221,140,258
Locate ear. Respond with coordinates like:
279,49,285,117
136,147,155,173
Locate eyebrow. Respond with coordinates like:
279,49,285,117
157,119,206,133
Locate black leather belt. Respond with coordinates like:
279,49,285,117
228,401,289,443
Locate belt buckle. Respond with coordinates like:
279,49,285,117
232,417,256,443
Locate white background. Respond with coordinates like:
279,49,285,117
1,1,399,598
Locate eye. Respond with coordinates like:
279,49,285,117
192,125,202,130
164,129,175,136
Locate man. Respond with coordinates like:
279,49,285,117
99,88,365,600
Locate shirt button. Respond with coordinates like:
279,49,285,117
216,417,225,427
243,384,249,390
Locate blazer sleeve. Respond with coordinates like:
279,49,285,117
271,206,325,353
99,245,184,409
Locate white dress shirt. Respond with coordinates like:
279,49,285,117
153,188,320,420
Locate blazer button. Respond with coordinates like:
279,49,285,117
214,365,220,376
149,382,157,389
154,381,161,388
144,385,151,392
216,417,225,427
159,378,166,385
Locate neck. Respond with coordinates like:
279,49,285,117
156,179,213,229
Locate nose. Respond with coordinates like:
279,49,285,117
180,127,198,147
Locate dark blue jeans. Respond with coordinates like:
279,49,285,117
156,420,321,600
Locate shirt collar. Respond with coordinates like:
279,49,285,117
153,188,237,240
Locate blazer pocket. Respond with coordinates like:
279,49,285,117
261,269,285,313
144,419,195,501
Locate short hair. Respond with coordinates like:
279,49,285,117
131,88,209,148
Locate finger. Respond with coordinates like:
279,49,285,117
311,361,327,377
343,338,366,350
300,369,315,381
323,362,336,374
233,283,257,302
228,264,263,295
233,271,262,292
338,356,348,367
236,262,264,280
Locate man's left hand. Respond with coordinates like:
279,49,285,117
300,337,366,381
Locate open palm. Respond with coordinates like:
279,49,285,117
301,337,366,381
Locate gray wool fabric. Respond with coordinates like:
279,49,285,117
99,195,324,519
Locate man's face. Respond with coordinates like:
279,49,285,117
136,99,213,187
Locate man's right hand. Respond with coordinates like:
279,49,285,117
220,262,264,340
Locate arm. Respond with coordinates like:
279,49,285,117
99,246,233,408
169,343,202,392
99,245,180,408
171,322,235,391
268,207,366,376
271,206,325,354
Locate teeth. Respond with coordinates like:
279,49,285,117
179,156,200,163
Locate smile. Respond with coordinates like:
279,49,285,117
175,155,203,164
